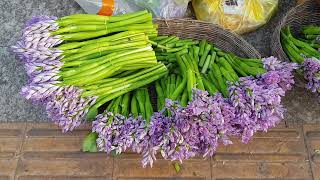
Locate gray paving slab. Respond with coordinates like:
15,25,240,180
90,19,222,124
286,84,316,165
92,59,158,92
0,47,48,122
0,0,84,47
0,0,84,122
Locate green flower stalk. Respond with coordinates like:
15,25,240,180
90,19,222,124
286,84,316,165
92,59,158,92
85,63,168,121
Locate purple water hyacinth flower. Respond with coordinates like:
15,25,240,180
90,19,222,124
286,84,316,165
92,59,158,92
24,60,63,77
12,41,63,63
92,112,126,154
46,86,97,132
179,90,235,158
123,116,148,154
29,70,60,84
262,56,283,71
22,15,58,37
12,15,62,63
159,90,236,161
212,93,237,144
228,76,286,143
24,15,57,30
139,111,174,167
93,112,148,155
20,15,61,50
139,109,193,167
21,62,61,104
21,81,60,104
262,56,298,92
303,58,320,95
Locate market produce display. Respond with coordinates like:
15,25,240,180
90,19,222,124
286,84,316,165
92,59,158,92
281,26,320,96
13,11,297,167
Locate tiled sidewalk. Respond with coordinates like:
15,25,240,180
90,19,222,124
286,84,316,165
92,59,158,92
0,122,319,180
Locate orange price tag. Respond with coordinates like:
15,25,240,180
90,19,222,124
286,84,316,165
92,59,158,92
98,0,115,16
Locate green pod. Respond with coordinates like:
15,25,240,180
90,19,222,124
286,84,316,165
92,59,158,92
144,89,153,123
201,54,212,74
218,57,239,81
112,95,123,115
302,25,320,35
189,47,194,59
199,40,206,56
193,45,200,62
225,55,248,77
220,66,235,82
281,38,304,63
187,69,195,101
166,45,188,53
169,74,176,96
151,36,169,42
180,89,188,107
175,41,198,47
160,78,167,97
176,75,182,89
202,76,218,95
208,71,221,92
208,49,216,70
106,99,115,112
136,89,146,119
212,63,228,97
238,61,266,76
242,61,263,68
158,36,176,45
155,81,165,111
185,54,205,90
121,93,130,117
165,37,180,45
171,76,187,100
131,94,139,118
199,43,212,67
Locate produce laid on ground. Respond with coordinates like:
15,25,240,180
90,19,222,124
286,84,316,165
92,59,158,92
13,10,297,167
281,26,320,96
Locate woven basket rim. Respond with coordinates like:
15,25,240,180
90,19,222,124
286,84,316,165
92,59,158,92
155,18,261,59
270,0,320,87
271,0,320,62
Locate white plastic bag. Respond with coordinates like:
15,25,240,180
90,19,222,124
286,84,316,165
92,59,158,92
75,0,190,18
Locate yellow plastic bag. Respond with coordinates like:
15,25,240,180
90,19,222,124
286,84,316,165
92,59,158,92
192,0,278,34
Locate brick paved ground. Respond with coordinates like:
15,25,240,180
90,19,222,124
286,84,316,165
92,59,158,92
0,122,319,180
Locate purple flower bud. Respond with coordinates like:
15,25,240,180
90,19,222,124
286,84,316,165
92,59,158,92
303,58,320,95
46,86,97,132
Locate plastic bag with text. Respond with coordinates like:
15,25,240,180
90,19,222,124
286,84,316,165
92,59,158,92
75,0,190,18
192,0,278,34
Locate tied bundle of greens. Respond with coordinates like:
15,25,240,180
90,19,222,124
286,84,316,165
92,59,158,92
12,11,167,132
281,26,320,96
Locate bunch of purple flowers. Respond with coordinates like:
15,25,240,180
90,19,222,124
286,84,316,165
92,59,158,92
12,16,100,131
303,57,320,96
12,16,63,103
90,57,297,167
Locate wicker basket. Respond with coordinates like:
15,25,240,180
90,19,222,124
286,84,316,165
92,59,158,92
156,19,261,58
271,0,320,87
271,0,320,62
